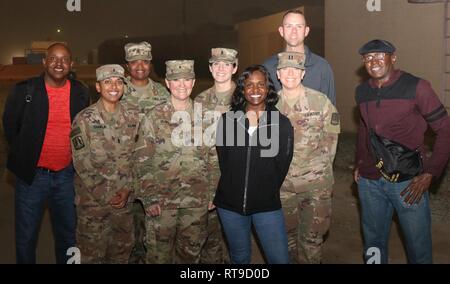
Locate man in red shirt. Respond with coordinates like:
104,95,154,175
354,39,450,264
3,43,89,263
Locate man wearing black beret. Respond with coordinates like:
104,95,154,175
353,39,450,264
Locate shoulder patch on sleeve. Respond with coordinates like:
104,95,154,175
70,127,81,138
72,136,85,150
331,112,340,126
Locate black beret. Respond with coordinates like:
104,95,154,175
358,39,396,55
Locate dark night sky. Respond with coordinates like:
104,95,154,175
0,0,322,64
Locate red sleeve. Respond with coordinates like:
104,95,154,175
416,79,450,178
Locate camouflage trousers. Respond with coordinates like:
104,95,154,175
128,200,147,264
76,204,134,264
145,207,208,264
281,186,332,264
199,209,229,264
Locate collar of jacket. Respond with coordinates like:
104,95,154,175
368,69,402,89
304,45,315,67
37,72,86,92
232,105,280,130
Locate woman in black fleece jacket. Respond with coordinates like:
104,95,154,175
213,65,293,264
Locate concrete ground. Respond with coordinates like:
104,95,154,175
1,82,449,264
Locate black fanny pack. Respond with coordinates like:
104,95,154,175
368,129,422,182
366,103,422,182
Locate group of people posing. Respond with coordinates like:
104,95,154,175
3,10,450,264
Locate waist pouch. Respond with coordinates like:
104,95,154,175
368,129,422,182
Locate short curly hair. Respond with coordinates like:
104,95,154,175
231,64,278,112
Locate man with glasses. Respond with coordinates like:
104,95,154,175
354,39,450,263
3,43,89,263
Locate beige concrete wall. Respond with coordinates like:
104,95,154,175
236,9,301,73
304,5,326,57
325,0,445,132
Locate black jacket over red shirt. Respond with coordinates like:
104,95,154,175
2,74,90,184
355,70,450,180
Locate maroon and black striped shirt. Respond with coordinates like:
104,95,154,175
355,70,450,179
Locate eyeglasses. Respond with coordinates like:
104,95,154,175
362,53,388,63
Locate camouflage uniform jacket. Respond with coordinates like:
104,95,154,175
194,82,235,200
134,99,213,210
276,87,340,192
71,100,140,206
122,77,169,117
195,82,235,114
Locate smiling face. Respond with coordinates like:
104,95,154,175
277,67,304,90
127,59,151,83
165,78,195,103
363,52,396,86
96,76,125,107
279,12,310,49
209,61,237,84
243,70,268,112
43,44,73,87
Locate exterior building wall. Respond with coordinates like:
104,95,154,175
325,0,445,132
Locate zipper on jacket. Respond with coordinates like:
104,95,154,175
243,139,252,214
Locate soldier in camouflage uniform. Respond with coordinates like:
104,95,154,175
275,52,340,264
195,48,238,264
122,41,169,114
122,41,169,264
134,60,213,264
71,65,140,263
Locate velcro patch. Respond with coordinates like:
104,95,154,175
70,127,81,138
331,113,340,125
72,136,85,150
